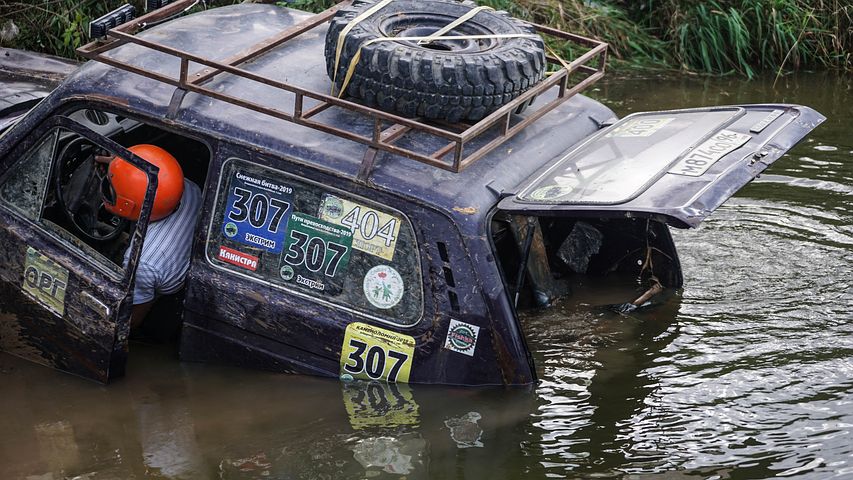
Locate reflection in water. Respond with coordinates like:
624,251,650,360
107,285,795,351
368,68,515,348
2,72,852,479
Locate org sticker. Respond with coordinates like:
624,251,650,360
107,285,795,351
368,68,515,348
444,319,480,357
22,247,69,317
363,265,404,309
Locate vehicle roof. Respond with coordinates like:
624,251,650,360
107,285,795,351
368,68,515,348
57,4,615,227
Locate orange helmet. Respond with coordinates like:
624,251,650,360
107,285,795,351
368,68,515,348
103,144,184,222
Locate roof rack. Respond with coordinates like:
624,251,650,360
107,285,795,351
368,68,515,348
77,0,608,173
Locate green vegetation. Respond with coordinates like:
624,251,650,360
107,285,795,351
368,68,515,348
0,0,849,77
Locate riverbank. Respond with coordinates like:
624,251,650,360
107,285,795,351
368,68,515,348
0,0,850,77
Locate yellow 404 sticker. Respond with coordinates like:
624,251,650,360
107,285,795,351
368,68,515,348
340,322,414,383
319,194,401,261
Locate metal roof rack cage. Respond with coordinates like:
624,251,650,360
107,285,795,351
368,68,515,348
77,0,608,173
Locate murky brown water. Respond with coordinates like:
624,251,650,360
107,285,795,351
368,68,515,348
2,72,851,479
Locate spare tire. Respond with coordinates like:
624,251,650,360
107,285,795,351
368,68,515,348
324,0,547,123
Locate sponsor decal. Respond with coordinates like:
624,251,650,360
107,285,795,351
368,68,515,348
217,246,258,271
280,212,353,295
340,322,415,383
223,170,294,253
668,129,752,177
22,247,69,317
444,319,480,357
295,274,324,291
319,194,401,261
606,116,675,137
363,265,404,309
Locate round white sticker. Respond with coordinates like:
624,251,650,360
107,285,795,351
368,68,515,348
363,265,404,309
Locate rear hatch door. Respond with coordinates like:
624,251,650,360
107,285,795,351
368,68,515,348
498,105,824,227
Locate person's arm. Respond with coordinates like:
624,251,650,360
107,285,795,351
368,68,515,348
131,301,153,329
130,262,158,328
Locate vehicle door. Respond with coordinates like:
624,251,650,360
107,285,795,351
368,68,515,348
0,115,158,383
497,105,825,227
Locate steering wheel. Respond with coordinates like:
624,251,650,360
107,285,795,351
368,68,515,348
53,136,128,241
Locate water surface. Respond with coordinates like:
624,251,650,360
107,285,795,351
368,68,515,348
2,72,851,479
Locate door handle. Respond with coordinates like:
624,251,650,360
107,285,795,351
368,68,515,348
81,292,110,318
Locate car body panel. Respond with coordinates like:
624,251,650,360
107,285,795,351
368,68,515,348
0,116,158,382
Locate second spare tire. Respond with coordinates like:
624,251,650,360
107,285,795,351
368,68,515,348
324,0,547,123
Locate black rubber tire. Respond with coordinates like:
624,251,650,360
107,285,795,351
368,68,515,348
324,0,547,123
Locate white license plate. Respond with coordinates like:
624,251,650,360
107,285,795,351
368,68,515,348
668,130,752,177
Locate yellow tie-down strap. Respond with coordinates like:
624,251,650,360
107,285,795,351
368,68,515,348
331,1,548,98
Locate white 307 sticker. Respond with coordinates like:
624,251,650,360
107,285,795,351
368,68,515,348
668,130,752,177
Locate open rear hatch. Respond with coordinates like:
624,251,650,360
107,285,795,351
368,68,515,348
498,104,824,228
491,104,824,311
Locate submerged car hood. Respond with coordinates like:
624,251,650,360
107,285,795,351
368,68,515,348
498,104,825,228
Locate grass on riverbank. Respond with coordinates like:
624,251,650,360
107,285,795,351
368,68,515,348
0,0,850,77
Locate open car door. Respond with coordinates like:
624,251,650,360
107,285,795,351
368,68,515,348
0,116,158,383
498,105,825,228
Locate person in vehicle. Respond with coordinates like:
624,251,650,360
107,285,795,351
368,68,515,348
96,144,202,330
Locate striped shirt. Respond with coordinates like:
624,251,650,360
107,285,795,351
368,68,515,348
127,179,202,304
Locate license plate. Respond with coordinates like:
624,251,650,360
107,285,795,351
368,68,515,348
668,130,752,177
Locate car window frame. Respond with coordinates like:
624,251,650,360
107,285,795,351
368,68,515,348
0,115,161,285
204,156,426,329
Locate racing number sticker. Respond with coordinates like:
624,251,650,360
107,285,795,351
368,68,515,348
22,247,69,317
280,212,353,294
223,170,294,253
341,322,414,383
318,194,401,261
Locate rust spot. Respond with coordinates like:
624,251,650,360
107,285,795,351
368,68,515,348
452,206,477,215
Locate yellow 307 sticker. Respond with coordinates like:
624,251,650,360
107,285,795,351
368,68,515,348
319,194,401,261
340,322,414,383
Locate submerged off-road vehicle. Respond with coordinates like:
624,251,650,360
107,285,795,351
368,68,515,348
0,0,823,385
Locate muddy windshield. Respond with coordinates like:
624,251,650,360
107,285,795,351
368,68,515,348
491,213,684,313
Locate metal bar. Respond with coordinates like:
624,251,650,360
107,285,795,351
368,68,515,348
379,124,410,143
452,142,464,171
179,58,189,87
102,30,463,141
77,2,609,175
431,142,458,161
372,118,382,142
77,37,130,56
87,51,460,169
529,22,604,48
294,93,304,118
302,102,333,119
189,1,352,85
